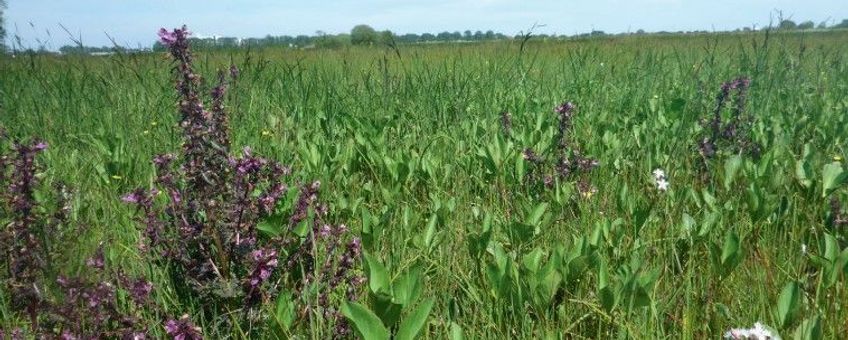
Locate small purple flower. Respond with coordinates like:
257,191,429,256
164,315,202,340
248,249,278,287
158,28,178,46
152,154,174,166
121,190,143,204
522,148,542,163
319,224,332,238
33,142,48,151
129,279,153,304
86,246,105,270
555,101,576,115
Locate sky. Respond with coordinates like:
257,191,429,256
4,0,848,49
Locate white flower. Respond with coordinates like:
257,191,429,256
801,244,807,255
723,322,780,340
656,178,670,191
652,168,666,179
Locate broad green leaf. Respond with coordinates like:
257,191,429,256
821,162,847,197
776,281,800,328
341,302,390,340
823,233,839,262
449,322,464,340
720,231,740,267
795,158,813,189
515,154,526,183
793,315,821,340
396,298,435,340
723,154,743,190
393,266,423,306
274,291,295,330
522,248,544,273
257,214,284,237
423,213,438,250
364,253,391,294
525,202,549,227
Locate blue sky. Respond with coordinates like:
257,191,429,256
5,0,848,49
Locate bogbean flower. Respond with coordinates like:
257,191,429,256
656,178,670,191
653,168,670,191
723,322,780,340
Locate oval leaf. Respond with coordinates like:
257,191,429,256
341,301,390,340
396,298,435,340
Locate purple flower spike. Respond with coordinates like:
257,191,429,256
158,28,178,46
555,101,576,115
121,190,143,204
164,315,202,340
33,142,48,151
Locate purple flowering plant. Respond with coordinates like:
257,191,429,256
696,77,761,178
0,133,154,338
122,26,364,336
511,102,599,198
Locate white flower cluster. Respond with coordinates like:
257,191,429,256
653,168,669,191
723,322,780,340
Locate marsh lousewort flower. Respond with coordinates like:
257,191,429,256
164,315,203,340
697,77,759,178
119,27,362,337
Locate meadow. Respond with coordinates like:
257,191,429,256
1,28,848,339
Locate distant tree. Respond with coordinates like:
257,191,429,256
379,30,394,45
420,33,435,41
217,37,239,47
484,30,495,40
463,30,472,40
635,29,646,35
473,30,483,40
0,0,6,52
350,24,378,45
316,34,349,49
778,19,797,30
797,21,815,30
817,21,828,29
398,33,419,43
834,19,848,28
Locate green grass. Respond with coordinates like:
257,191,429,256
2,29,848,338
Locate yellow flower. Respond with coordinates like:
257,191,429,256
143,130,150,135
151,121,158,126
835,155,844,161
111,175,123,180
261,130,272,137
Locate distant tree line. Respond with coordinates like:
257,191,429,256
58,45,131,55
149,25,513,51
778,18,848,30
7,18,848,55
